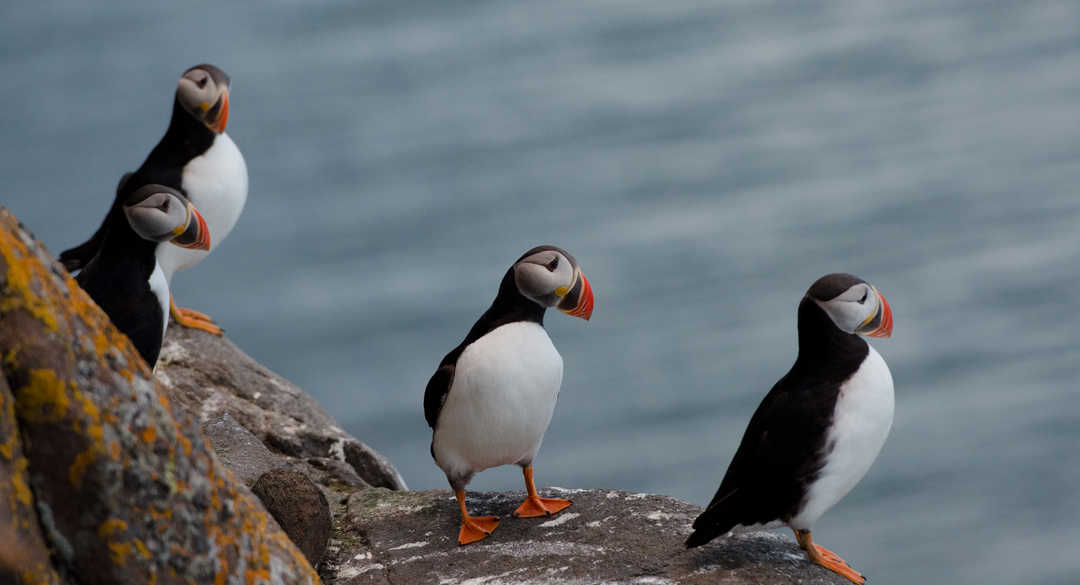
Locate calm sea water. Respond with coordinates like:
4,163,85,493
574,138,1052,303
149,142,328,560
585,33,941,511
3,2,1079,583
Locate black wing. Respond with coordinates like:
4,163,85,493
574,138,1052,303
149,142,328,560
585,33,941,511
686,371,838,547
423,364,455,429
59,172,134,272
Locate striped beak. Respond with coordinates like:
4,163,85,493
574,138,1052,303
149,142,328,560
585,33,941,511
557,270,594,321
205,89,229,134
861,288,892,338
171,203,211,251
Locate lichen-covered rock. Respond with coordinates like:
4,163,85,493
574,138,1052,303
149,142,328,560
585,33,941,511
252,468,332,568
0,207,320,585
0,374,68,585
320,488,850,585
156,325,407,492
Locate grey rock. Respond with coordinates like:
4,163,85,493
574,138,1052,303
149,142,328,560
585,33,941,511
156,324,406,491
320,487,851,585
253,468,333,568
343,440,407,491
201,412,281,486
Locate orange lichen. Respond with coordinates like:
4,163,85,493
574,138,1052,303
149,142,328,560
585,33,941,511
178,433,192,457
107,540,133,565
98,518,128,539
11,457,32,506
68,447,100,488
139,426,157,444
14,369,68,423
0,222,59,332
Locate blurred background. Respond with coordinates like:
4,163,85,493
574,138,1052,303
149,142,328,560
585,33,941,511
3,1,1079,583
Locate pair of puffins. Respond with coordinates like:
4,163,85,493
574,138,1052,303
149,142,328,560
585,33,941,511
62,64,247,367
426,254,891,585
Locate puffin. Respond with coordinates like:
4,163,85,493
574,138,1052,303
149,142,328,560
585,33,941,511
60,63,248,335
685,273,894,584
76,184,210,368
424,245,595,545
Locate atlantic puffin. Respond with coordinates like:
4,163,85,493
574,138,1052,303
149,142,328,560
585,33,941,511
686,273,894,584
76,184,210,368
424,245,595,545
60,63,247,335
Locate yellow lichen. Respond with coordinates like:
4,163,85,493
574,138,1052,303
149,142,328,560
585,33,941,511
14,369,69,423
107,540,132,566
98,518,128,538
0,224,59,332
68,447,99,488
132,538,150,559
11,457,31,506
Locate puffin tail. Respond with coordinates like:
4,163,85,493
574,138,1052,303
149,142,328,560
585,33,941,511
59,233,103,272
684,489,739,549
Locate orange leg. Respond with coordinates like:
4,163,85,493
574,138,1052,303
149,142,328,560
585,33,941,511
456,490,499,545
512,466,572,518
794,529,865,584
170,297,223,335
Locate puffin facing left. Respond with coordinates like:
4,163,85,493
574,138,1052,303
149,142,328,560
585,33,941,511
425,245,595,545
60,63,247,335
76,184,210,369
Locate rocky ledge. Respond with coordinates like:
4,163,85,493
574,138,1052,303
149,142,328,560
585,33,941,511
321,488,848,585
0,206,846,585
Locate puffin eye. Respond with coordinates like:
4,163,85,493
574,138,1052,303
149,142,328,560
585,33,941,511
858,290,868,304
159,199,170,212
546,257,558,272
196,75,208,89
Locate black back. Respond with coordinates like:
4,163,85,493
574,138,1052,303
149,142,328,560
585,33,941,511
423,266,546,430
686,296,869,547
75,204,167,367
59,97,215,272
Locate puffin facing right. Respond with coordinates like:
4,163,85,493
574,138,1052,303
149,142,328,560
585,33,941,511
424,245,594,545
76,184,210,368
686,273,894,584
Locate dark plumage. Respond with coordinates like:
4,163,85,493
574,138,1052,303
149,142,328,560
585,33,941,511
59,89,217,272
685,298,869,547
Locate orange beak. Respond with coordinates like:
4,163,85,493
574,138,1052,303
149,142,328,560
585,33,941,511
865,291,892,338
210,90,229,134
558,271,594,320
173,206,211,251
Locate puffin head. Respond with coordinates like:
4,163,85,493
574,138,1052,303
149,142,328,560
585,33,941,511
513,245,594,320
177,64,231,134
123,184,211,251
806,273,892,338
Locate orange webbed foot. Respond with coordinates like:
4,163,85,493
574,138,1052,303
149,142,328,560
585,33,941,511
811,544,865,584
170,298,223,335
514,465,572,518
512,495,572,518
458,514,500,545
794,530,865,584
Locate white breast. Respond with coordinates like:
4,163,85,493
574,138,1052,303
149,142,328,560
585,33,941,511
790,344,894,530
432,321,564,479
156,132,248,279
147,259,170,370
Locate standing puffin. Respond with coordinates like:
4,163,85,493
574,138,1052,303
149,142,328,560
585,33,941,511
686,273,894,584
77,184,210,368
424,245,595,545
60,63,247,335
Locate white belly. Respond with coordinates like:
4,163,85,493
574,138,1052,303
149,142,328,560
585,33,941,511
157,132,248,279
432,322,564,479
791,344,894,529
147,259,170,370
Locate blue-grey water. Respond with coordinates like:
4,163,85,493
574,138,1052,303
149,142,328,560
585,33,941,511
3,2,1079,583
